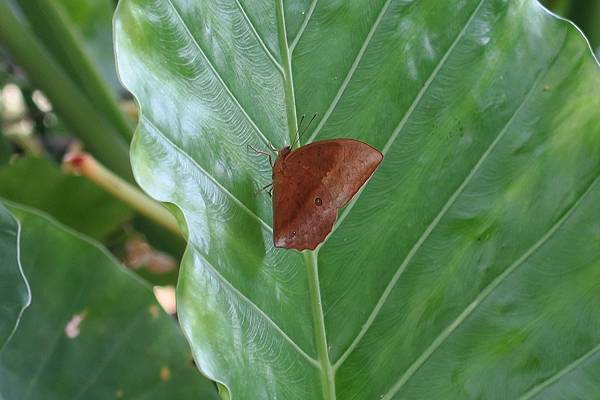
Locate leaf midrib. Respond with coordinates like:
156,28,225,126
157,0,341,393
146,0,327,376
274,1,336,399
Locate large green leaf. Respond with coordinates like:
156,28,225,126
0,202,218,399
115,0,600,398
0,203,29,351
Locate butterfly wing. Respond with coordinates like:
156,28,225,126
272,139,383,250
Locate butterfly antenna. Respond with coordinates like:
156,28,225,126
293,115,306,145
299,113,317,141
292,113,318,147
298,114,306,132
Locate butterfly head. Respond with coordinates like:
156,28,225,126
277,146,291,159
272,146,291,178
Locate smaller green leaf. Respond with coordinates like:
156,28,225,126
0,157,132,240
60,0,122,92
0,202,218,400
0,203,30,351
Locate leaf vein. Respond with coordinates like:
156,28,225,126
518,341,600,400
290,0,318,53
142,116,273,233
333,14,565,370
380,174,599,400
327,0,486,254
162,0,272,146
194,247,320,367
307,0,392,143
304,251,336,398
273,0,334,395
233,0,285,75
275,0,299,143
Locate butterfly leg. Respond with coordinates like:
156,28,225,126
247,144,275,166
266,141,278,155
247,144,270,157
255,182,273,196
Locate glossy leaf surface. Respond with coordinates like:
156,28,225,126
0,203,29,351
115,0,600,398
0,203,218,399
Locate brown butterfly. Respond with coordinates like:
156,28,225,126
271,138,383,251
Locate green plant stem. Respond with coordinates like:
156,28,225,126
274,0,299,147
63,151,182,238
0,1,132,181
16,0,133,142
304,251,336,400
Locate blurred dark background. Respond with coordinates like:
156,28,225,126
543,0,600,56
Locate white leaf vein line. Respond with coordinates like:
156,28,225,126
334,43,537,372
381,0,486,155
142,116,273,233
193,245,320,367
327,0,486,248
162,0,271,146
335,15,568,372
290,0,318,53
72,314,145,400
307,0,392,144
518,341,600,400
232,0,284,75
334,15,567,371
381,174,599,400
